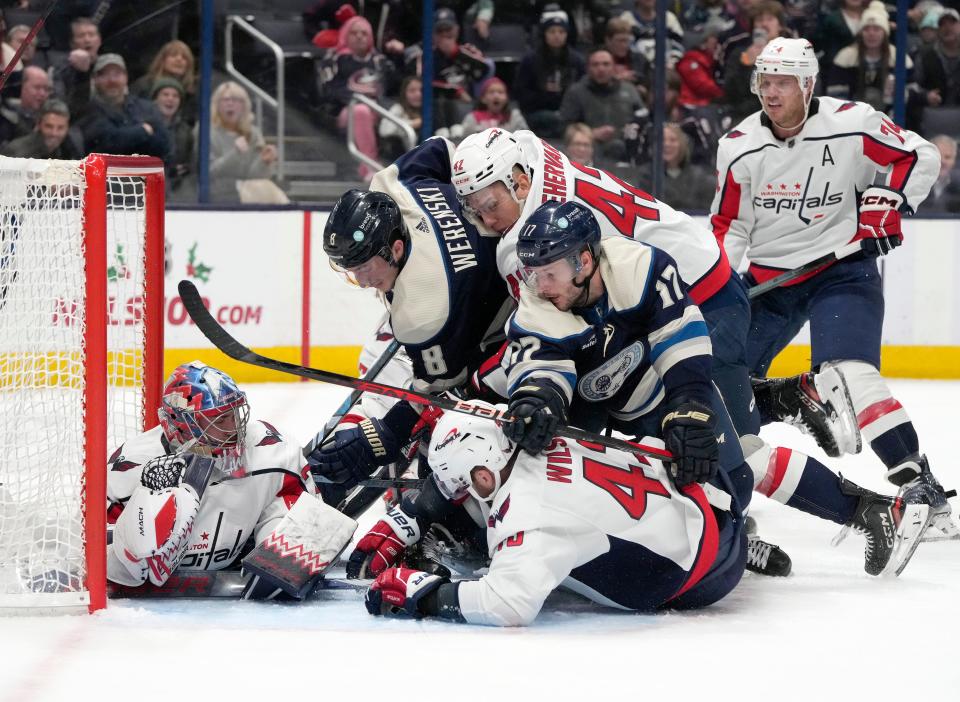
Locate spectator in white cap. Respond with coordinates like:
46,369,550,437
825,1,919,113
75,53,171,164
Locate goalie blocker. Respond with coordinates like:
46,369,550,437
241,493,357,600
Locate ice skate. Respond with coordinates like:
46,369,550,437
885,455,959,543
832,476,935,576
746,534,792,576
752,369,861,457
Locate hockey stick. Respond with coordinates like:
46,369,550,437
314,338,402,518
107,569,370,599
178,280,672,461
359,477,426,490
0,0,59,94
320,338,401,440
747,240,866,300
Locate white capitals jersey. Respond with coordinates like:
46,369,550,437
711,97,940,284
495,130,731,304
455,437,722,626
106,421,314,575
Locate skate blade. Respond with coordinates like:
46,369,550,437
920,512,960,542
882,503,934,577
815,367,863,456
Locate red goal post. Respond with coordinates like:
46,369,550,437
0,154,165,614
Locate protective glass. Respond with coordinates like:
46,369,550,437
751,71,804,97
520,253,583,296
431,469,472,502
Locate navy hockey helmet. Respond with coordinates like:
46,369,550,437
516,200,601,270
323,189,405,274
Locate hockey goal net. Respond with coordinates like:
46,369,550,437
0,154,164,614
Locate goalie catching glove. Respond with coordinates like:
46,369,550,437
347,505,422,579
109,461,205,587
661,398,720,487
857,186,904,256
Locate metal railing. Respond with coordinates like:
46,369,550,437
224,15,286,180
346,93,418,175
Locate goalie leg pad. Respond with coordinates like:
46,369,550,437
241,493,358,600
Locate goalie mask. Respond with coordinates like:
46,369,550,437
158,361,250,461
428,403,516,514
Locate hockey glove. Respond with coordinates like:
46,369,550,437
857,186,904,256
661,399,720,487
365,567,447,618
307,417,402,489
504,381,568,455
347,505,423,579
112,481,201,586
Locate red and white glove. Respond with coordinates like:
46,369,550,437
364,567,446,618
857,186,905,256
111,482,200,586
346,505,422,578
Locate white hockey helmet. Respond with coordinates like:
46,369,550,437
751,37,819,96
428,402,516,506
451,128,530,202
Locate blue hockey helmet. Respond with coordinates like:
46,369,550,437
158,361,250,458
324,189,405,281
516,200,601,269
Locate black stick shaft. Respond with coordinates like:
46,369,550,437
178,280,672,462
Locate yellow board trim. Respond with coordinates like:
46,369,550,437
768,345,960,379
163,346,363,383
163,344,960,383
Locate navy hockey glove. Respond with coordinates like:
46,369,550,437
504,381,568,455
365,567,447,618
661,399,720,487
307,417,401,489
857,186,904,256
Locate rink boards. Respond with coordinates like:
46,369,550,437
162,209,960,381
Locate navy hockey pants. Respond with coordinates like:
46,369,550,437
746,255,884,376
700,272,762,436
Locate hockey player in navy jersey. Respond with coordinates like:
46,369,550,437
711,37,954,537
107,362,355,600
501,201,936,575
308,138,511,493
349,203,938,587
450,126,853,457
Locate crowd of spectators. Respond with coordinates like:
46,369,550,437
0,1,957,212
302,0,959,211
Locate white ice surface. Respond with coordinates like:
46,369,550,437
2,379,959,702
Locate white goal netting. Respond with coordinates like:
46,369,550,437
0,157,156,611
